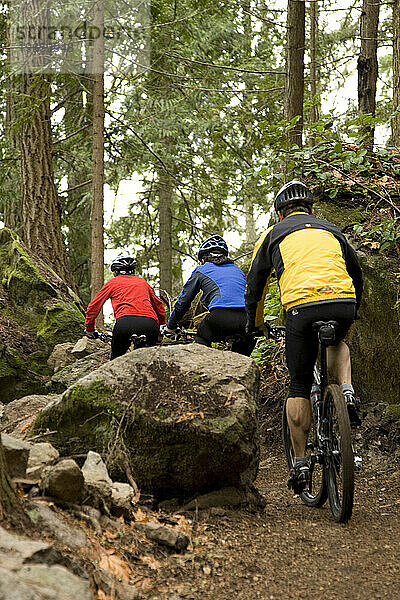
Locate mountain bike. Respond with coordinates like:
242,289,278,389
273,321,356,523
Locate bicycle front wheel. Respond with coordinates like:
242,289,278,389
324,384,354,523
282,398,327,508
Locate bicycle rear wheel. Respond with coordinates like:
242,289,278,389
282,398,327,507
324,384,354,523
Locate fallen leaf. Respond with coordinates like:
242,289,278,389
175,514,191,537
133,507,150,523
141,555,162,570
99,552,131,582
97,591,112,600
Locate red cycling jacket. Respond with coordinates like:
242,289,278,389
84,274,166,332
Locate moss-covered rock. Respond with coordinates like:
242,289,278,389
32,344,260,501
316,200,400,408
0,228,84,403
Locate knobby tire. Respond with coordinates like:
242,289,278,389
324,384,354,523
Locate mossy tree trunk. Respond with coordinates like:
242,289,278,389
0,437,21,522
19,1,75,288
393,0,400,146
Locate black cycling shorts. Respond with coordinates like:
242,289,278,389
111,315,159,359
196,307,256,357
285,301,356,399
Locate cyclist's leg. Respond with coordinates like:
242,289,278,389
111,316,159,359
111,316,134,359
285,307,318,457
322,302,360,426
327,340,351,385
130,316,159,346
200,308,254,355
195,314,213,346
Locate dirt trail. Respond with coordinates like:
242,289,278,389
147,452,400,600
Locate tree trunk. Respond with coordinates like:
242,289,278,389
242,2,256,247
393,0,400,146
0,437,20,522
63,74,92,305
158,168,173,300
285,0,305,149
90,1,105,328
4,23,21,233
19,1,75,287
357,0,380,151
309,0,319,147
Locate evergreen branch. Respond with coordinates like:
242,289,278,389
54,124,91,145
165,53,286,76
59,179,92,195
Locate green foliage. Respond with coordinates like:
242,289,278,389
353,219,400,253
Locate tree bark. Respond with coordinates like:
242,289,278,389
242,2,256,247
0,437,20,522
63,74,92,304
393,0,400,146
90,1,105,327
309,0,319,147
19,1,75,286
158,168,173,300
285,0,305,149
357,0,380,151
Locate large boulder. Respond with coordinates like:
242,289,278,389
49,348,110,393
0,227,85,403
315,200,400,408
32,345,260,501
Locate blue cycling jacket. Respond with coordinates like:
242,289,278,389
167,262,246,329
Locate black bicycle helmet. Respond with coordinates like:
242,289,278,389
197,235,229,261
110,254,137,273
274,180,313,213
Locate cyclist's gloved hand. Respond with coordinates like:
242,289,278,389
85,330,98,339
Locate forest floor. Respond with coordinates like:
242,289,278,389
132,446,400,600
3,348,399,600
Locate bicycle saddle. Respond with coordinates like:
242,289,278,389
312,320,338,345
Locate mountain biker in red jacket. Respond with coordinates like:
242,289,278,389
84,255,166,359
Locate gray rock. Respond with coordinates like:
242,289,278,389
49,349,109,392
27,442,60,480
1,433,31,478
180,485,265,510
111,482,134,517
1,395,56,436
34,344,260,501
47,342,75,373
82,451,112,508
133,521,189,551
0,564,93,600
40,459,84,503
26,502,87,549
71,337,105,359
0,525,51,563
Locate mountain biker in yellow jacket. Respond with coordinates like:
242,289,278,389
245,180,363,494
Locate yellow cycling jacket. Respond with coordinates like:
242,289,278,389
245,212,364,328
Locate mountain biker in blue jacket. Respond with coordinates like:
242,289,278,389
164,235,255,356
